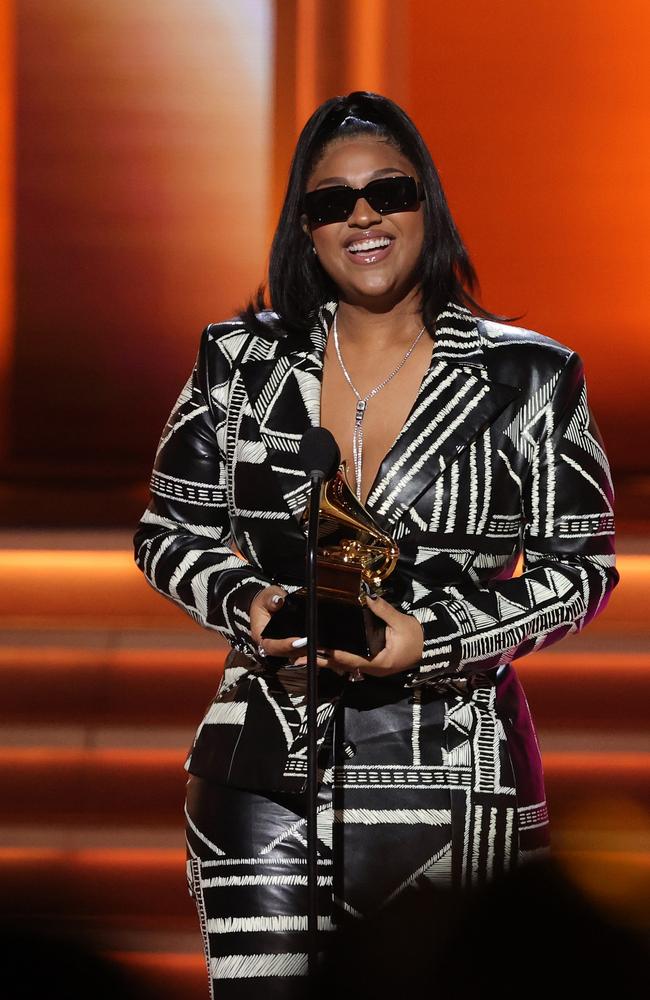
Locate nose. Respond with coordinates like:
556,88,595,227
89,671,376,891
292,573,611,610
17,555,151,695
346,195,382,228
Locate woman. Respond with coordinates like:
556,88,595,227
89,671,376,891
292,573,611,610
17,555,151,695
133,92,618,995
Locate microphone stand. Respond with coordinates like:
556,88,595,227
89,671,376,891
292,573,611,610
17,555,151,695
297,425,339,982
306,469,322,981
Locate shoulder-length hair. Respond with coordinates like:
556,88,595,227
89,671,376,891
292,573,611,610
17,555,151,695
241,91,508,337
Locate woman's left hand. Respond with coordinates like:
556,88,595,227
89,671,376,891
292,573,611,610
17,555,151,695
291,595,424,676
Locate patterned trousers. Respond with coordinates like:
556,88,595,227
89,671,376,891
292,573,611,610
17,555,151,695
185,676,537,997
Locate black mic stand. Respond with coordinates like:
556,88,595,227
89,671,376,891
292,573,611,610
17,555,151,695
306,468,322,981
298,425,340,982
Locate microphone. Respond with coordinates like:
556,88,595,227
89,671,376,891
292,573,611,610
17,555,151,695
299,426,340,481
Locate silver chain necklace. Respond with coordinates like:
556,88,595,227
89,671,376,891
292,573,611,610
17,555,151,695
332,313,426,501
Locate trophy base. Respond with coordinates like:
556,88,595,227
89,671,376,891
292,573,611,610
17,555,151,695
262,592,385,659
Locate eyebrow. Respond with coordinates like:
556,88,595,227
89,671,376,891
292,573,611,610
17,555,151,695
313,167,409,189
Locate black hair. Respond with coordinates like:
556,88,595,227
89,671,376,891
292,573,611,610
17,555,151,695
240,91,512,337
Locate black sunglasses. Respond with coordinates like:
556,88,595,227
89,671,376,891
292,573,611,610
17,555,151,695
303,175,424,226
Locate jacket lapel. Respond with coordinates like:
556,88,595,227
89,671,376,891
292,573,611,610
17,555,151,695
238,303,334,518
238,300,522,532
366,304,523,529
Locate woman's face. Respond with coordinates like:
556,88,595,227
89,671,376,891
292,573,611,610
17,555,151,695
302,135,425,308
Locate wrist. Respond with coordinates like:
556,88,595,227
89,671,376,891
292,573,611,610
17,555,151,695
248,584,268,615
228,578,272,654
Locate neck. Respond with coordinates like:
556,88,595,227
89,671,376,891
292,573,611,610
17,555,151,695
334,288,425,349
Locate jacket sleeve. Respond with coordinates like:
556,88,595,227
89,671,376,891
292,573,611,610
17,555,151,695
133,325,273,654
402,350,619,686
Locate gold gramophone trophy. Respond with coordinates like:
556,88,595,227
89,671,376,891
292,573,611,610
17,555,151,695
263,461,400,658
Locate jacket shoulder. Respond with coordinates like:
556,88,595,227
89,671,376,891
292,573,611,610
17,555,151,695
478,318,573,358
201,312,284,368
477,318,578,385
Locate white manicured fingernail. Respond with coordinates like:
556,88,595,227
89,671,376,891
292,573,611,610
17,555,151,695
272,595,283,604
291,637,308,648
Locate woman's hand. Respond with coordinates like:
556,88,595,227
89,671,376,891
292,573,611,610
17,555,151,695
250,585,307,661
292,595,424,677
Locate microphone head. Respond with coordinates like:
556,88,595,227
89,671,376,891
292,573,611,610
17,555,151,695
299,427,341,480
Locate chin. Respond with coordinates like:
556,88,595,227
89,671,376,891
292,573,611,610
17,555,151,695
348,275,397,299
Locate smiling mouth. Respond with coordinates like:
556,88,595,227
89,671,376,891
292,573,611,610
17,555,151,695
346,236,393,254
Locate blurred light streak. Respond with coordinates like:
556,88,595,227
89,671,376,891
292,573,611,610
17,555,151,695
345,0,388,93
295,0,319,129
0,0,13,459
12,1,273,473
404,0,650,467
0,550,647,634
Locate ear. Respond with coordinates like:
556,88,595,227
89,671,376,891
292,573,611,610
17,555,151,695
299,212,311,238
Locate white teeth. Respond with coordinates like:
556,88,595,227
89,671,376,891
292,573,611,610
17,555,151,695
347,237,391,253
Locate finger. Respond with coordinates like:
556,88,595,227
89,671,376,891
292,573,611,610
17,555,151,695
289,649,346,675
366,646,389,668
258,635,332,661
259,635,305,659
359,660,390,676
365,595,402,625
250,587,289,645
357,644,418,677
325,648,371,671
290,655,331,669
261,586,288,613
290,647,332,666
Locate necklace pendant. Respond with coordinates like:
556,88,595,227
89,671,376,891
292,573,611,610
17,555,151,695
332,311,426,506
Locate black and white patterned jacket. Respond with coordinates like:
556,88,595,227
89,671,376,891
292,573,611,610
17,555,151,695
133,300,618,791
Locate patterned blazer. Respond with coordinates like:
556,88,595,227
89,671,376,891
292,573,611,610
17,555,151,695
133,300,619,793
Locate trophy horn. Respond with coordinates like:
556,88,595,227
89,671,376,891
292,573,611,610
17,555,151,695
263,461,400,657
303,461,399,591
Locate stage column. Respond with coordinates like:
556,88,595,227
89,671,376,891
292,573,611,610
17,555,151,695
0,0,14,463
270,0,408,239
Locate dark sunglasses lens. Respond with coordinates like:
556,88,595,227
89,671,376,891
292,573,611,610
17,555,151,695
365,176,419,214
303,187,353,225
303,176,421,225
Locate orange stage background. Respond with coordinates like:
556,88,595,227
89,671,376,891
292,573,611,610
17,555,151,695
0,0,648,526
0,5,647,995
406,0,650,474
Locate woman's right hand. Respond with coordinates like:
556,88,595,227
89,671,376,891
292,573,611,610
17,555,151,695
250,586,344,673
249,585,301,660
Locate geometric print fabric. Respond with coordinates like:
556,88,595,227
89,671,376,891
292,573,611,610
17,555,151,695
134,298,619,993
185,673,520,996
134,301,618,800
